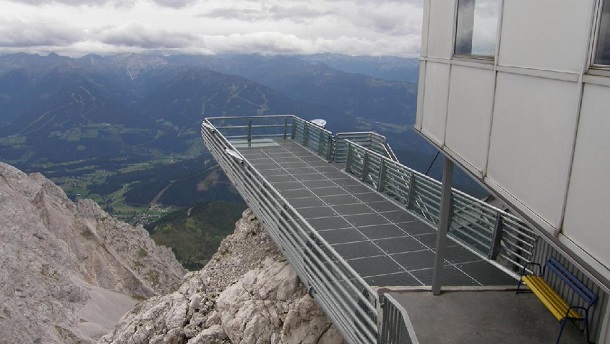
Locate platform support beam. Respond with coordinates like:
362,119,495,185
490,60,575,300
432,156,453,296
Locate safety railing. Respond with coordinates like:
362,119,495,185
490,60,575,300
335,132,398,163
202,115,610,343
292,117,334,161
344,140,537,276
205,115,292,142
205,115,334,162
201,119,379,344
379,293,418,344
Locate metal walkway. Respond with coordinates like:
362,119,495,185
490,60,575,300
238,139,515,287
201,115,549,344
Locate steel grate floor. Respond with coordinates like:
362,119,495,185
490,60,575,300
236,139,515,287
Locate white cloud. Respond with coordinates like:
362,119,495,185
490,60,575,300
151,0,194,8
99,22,200,49
0,16,83,47
5,0,135,7
0,0,424,57
201,4,334,25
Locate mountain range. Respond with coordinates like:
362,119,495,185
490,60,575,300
0,53,426,221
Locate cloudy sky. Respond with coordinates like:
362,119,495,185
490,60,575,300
0,0,423,57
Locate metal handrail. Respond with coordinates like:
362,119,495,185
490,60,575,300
207,115,334,162
379,293,419,344
201,119,379,344
343,140,537,275
201,115,610,343
335,132,399,163
206,115,537,275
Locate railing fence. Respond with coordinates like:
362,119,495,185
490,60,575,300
202,118,378,344
202,115,608,343
335,132,398,163
379,293,418,344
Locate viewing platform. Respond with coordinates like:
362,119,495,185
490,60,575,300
202,115,601,344
236,139,513,288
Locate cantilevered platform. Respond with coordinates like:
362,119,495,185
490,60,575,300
203,116,598,344
236,139,515,287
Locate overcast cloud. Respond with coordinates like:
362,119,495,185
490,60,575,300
0,0,423,57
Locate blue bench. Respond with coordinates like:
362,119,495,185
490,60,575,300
517,257,598,343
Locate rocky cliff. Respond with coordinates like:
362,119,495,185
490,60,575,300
0,162,185,343
102,209,346,344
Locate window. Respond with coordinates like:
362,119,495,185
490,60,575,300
595,0,610,65
454,0,501,58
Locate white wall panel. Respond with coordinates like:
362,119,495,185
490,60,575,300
486,73,578,229
426,0,455,59
445,66,495,176
499,0,594,73
563,84,610,273
420,62,450,145
415,60,427,130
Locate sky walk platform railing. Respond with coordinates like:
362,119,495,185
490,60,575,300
201,115,608,343
379,293,416,344
342,140,537,277
202,115,378,344
334,132,398,163
342,138,609,342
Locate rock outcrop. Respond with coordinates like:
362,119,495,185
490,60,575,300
102,209,346,344
0,162,185,343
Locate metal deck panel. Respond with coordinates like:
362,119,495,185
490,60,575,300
237,139,516,287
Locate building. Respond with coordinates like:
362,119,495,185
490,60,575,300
416,0,610,341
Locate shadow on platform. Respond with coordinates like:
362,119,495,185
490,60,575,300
384,287,589,344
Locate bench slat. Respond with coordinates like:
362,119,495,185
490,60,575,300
548,257,597,305
521,276,581,321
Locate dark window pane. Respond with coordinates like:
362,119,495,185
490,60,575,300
455,0,500,57
595,0,610,65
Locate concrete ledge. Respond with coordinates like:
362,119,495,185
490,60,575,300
388,289,589,344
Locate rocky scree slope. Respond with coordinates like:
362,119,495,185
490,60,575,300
102,209,346,344
0,162,185,343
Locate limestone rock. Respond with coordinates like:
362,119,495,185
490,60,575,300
102,209,345,344
0,162,185,343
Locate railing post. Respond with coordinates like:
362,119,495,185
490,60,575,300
361,150,370,183
303,122,309,148
247,119,252,147
432,157,454,296
326,135,333,162
377,159,386,192
283,117,288,139
406,173,416,209
291,118,297,139
345,142,353,173
336,137,344,163
317,130,325,156
488,213,504,260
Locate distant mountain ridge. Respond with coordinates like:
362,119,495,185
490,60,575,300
0,52,435,225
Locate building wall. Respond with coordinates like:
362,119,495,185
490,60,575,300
416,0,610,284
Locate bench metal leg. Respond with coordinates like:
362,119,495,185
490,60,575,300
585,313,592,344
516,278,523,294
557,318,568,344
